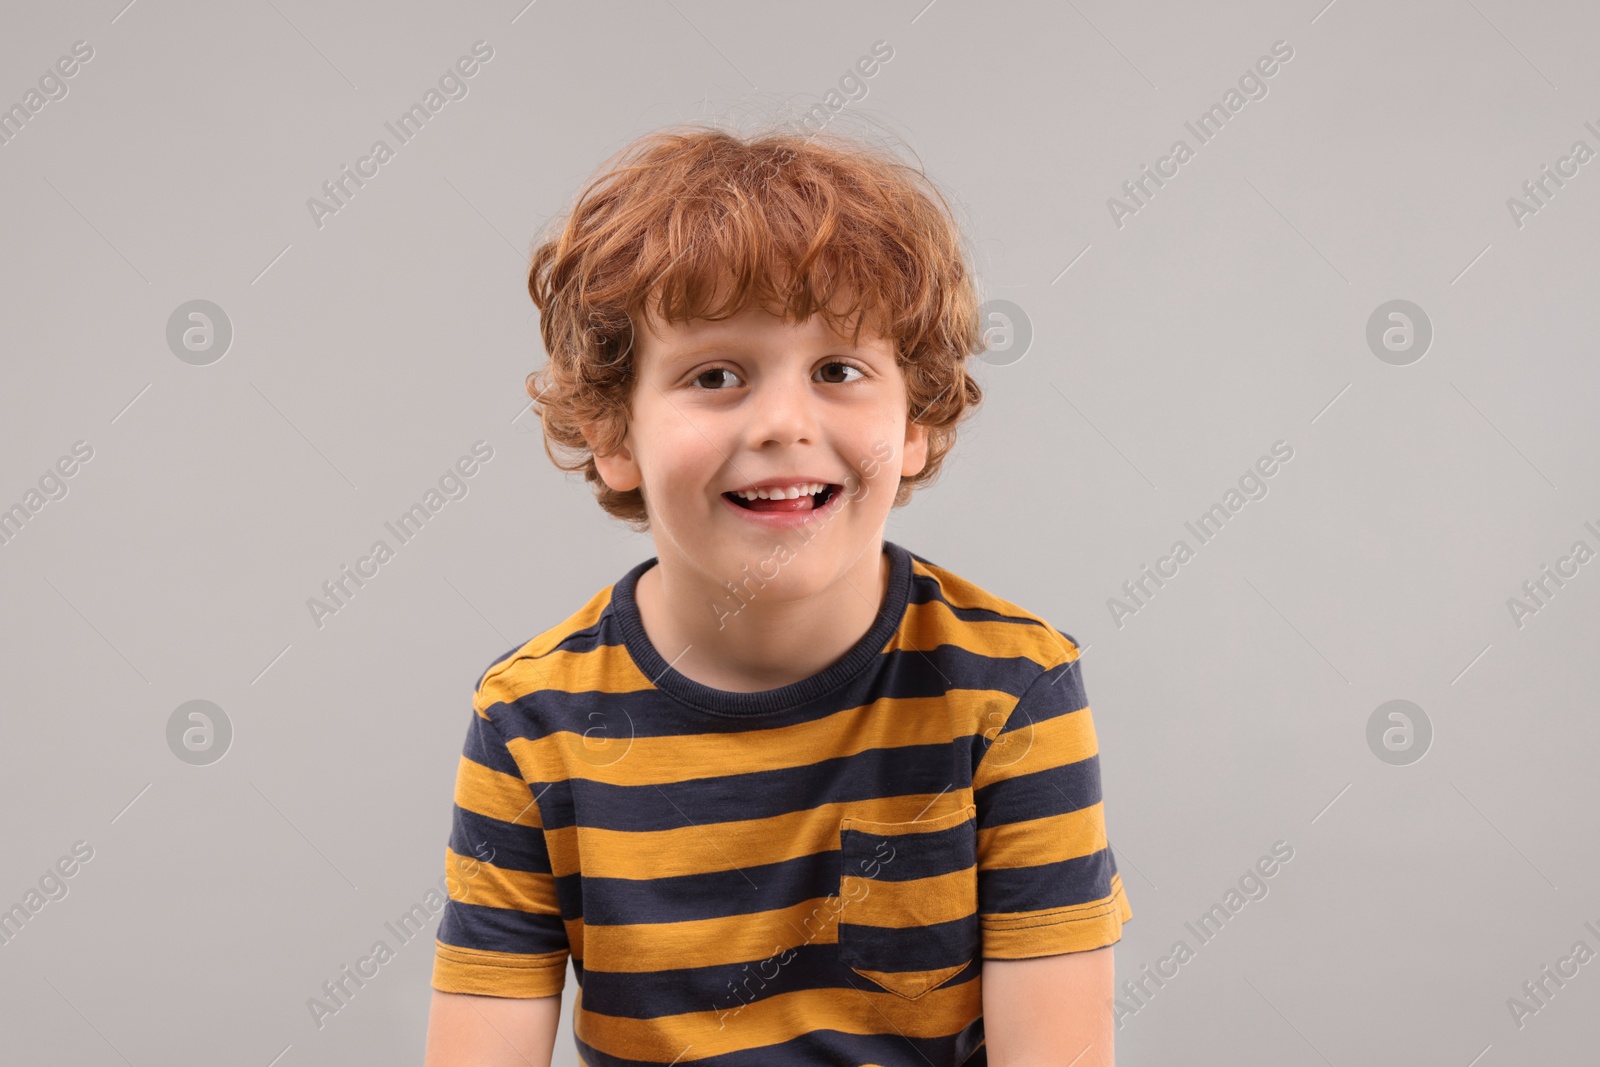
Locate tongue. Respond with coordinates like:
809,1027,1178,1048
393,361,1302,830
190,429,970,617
742,493,815,512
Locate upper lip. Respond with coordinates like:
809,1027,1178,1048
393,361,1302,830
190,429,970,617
724,476,841,494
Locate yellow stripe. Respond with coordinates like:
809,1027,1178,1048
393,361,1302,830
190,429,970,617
581,895,844,971
493,644,650,701
896,594,1079,664
839,866,976,928
974,704,1100,789
978,802,1109,869
453,752,542,827
474,588,615,708
850,963,967,999
908,561,1082,658
504,690,1011,786
544,795,974,880
432,941,567,998
443,847,562,915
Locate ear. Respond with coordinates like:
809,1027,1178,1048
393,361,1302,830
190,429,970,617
582,421,643,492
900,418,930,479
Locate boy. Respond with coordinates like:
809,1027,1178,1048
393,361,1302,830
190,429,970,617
425,125,1132,1067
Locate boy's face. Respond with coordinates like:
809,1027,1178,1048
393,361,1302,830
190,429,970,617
587,299,928,601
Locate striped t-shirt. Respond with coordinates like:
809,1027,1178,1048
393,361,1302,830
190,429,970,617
431,539,1132,1066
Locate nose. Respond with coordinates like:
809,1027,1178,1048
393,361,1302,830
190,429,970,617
743,368,819,449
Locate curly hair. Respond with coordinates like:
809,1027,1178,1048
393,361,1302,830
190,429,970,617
525,122,987,531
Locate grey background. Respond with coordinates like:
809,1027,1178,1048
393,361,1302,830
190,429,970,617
2,0,1596,1064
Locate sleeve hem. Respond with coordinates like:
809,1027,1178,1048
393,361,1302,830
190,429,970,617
980,877,1132,958
431,941,568,998
981,912,1125,958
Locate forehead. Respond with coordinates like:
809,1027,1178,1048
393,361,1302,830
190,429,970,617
633,302,891,363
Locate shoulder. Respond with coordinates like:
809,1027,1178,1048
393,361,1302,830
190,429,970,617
903,548,1082,686
472,581,617,712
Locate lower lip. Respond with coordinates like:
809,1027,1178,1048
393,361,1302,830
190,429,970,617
719,487,847,528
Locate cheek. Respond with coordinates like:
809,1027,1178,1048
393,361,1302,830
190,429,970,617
852,446,900,497
655,433,728,500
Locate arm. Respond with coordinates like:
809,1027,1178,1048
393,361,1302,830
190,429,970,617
981,946,1114,1067
974,647,1130,1066
423,990,562,1067
427,678,572,1064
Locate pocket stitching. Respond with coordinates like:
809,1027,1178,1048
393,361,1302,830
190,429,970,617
838,805,978,1000
840,802,976,837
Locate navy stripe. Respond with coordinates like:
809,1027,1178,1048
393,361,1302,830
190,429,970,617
840,819,976,882
537,742,973,832
975,754,1104,826
978,847,1117,916
450,807,554,876
437,898,565,955
576,849,838,925
839,913,981,974
459,711,524,779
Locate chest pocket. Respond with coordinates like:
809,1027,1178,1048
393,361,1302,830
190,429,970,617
837,804,979,1000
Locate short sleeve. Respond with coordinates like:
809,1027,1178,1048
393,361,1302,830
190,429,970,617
430,689,570,997
973,652,1132,958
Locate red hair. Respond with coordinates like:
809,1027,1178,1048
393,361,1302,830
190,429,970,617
525,123,986,530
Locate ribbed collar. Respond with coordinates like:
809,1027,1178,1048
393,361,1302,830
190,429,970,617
610,539,913,717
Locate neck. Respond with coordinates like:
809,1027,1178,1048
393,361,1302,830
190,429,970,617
635,540,890,693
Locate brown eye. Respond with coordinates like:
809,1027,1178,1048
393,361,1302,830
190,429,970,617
693,367,741,389
817,361,866,384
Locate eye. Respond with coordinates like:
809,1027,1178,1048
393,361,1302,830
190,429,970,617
689,361,867,390
817,360,867,384
690,366,743,390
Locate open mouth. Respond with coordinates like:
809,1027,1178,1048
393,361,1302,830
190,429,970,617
723,484,841,513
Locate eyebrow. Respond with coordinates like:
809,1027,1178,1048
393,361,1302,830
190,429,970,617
665,340,743,362
663,338,875,364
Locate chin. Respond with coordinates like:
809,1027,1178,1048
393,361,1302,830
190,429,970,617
715,541,838,592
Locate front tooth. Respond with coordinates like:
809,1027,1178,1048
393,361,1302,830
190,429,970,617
737,483,824,500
